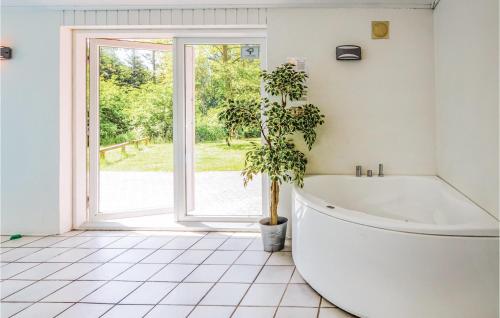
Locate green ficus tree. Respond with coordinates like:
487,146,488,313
219,63,325,225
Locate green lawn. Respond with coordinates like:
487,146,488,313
100,138,259,172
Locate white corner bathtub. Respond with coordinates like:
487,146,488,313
292,175,499,318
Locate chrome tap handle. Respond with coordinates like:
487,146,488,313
356,165,362,177
378,163,384,177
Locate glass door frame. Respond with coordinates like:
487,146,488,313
76,28,268,226
174,36,268,222
88,38,173,221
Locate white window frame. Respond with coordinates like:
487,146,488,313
175,36,268,222
70,27,268,228
88,38,173,221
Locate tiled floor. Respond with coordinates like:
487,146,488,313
0,231,356,318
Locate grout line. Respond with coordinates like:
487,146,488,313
128,232,213,318
230,246,271,317
186,236,256,317
3,232,322,318
96,233,207,317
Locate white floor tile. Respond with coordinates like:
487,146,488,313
232,306,276,318
160,282,213,305
79,263,133,280
1,248,41,262
109,249,155,263
140,250,183,264
235,251,270,265
121,282,177,304
144,305,193,318
46,263,101,280
0,233,310,318
1,280,34,299
266,252,294,265
55,230,83,237
1,247,13,254
22,237,70,248
203,251,241,265
79,249,126,263
283,239,292,251
171,250,212,264
1,302,33,318
78,231,128,237
184,264,229,282
78,237,120,249
149,264,197,282
18,248,69,262
114,263,165,281
318,307,357,318
0,263,39,279
321,297,336,308
240,284,287,306
219,265,261,283
4,280,69,302
12,302,72,318
204,232,233,239
231,232,260,238
1,237,43,248
246,238,264,251
101,304,153,318
255,266,294,283
82,281,142,303
218,238,253,251
281,283,321,307
188,306,234,318
57,303,113,318
42,280,106,302
161,237,200,249
50,236,93,248
200,283,250,305
275,307,318,318
133,236,175,249
105,236,146,249
190,238,226,250
290,269,306,283
47,248,97,262
12,263,70,280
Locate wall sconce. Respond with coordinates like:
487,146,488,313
336,45,362,61
0,47,12,59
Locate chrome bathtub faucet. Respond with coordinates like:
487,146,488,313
378,163,384,177
356,165,362,177
367,170,373,177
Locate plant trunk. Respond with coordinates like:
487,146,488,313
269,180,280,225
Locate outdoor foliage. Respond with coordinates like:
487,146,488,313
97,44,261,145
219,63,325,225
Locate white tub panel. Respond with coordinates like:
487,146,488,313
292,201,499,318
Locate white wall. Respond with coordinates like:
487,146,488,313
268,8,435,175
434,0,499,218
1,6,436,234
266,8,436,222
1,8,63,235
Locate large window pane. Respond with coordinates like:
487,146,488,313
185,44,263,217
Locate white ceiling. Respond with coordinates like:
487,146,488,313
1,0,437,9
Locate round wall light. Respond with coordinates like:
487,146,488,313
372,21,390,39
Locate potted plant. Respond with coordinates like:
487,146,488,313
219,63,325,252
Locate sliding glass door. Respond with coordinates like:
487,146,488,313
88,35,267,222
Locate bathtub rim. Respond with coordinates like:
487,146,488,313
293,175,499,237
